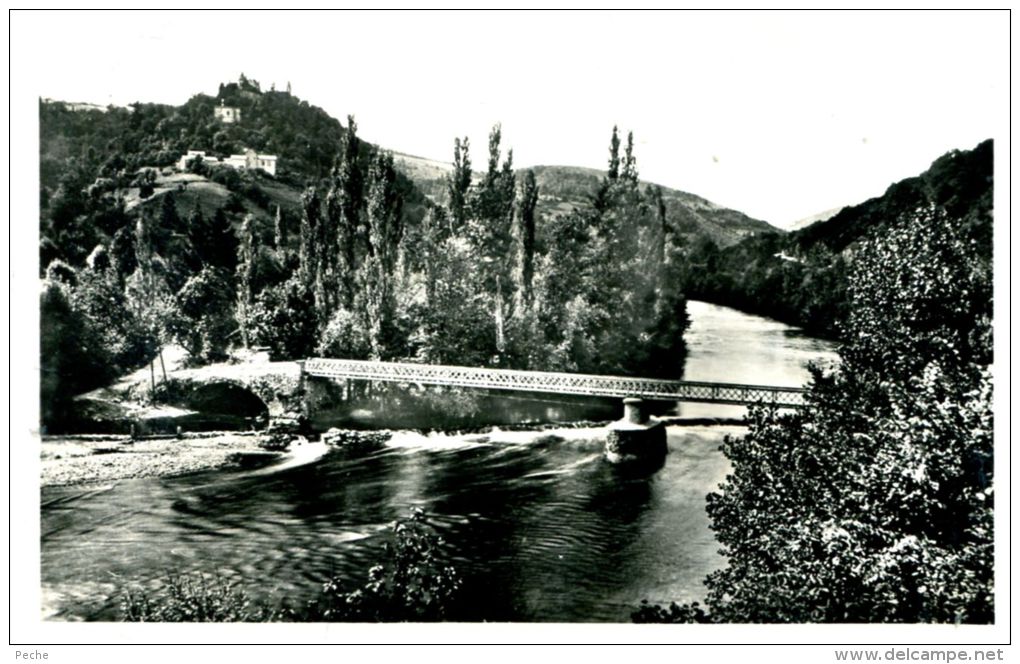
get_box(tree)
[40,278,117,430]
[73,255,153,374]
[125,213,172,396]
[607,125,621,181]
[298,187,320,289]
[637,206,993,624]
[273,205,287,251]
[167,267,236,363]
[447,137,472,232]
[190,207,238,273]
[327,115,364,310]
[465,124,516,359]
[511,169,540,316]
[622,130,638,186]
[236,214,259,348]
[361,151,404,359]
[245,275,318,360]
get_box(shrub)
[305,508,462,621]
[120,573,274,622]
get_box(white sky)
[14,9,1008,224]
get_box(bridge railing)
[302,358,809,408]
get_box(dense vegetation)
[678,140,992,337]
[635,203,994,623]
[39,81,688,429]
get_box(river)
[39,301,838,622]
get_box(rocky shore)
[40,433,270,488]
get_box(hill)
[391,155,777,248]
[678,139,993,337]
[792,139,992,255]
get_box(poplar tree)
[273,205,286,251]
[447,137,472,232]
[363,152,404,359]
[511,169,539,314]
[607,125,621,181]
[236,213,258,348]
[332,115,364,308]
[622,130,639,186]
[298,187,320,289]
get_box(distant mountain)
[784,207,845,232]
[391,155,778,248]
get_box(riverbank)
[40,433,270,488]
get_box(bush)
[120,573,274,622]
[303,508,462,621]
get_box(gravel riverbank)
[40,433,271,488]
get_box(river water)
[40,301,838,622]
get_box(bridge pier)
[604,398,667,464]
[301,374,337,420]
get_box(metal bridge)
[302,358,808,409]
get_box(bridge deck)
[302,358,808,408]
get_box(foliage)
[305,508,462,621]
[188,207,238,273]
[244,275,318,360]
[166,267,236,362]
[317,307,371,360]
[120,573,274,622]
[40,279,118,429]
[636,206,993,624]
[72,259,154,372]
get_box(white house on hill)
[178,148,278,177]
[214,102,241,124]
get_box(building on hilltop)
[178,148,278,177]
[214,100,241,124]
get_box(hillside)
[792,139,992,255]
[392,155,777,248]
[679,139,994,337]
[40,78,348,193]
[531,165,777,247]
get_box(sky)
[14,9,1009,226]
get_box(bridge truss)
[302,358,808,409]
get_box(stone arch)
[186,381,270,418]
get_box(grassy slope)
[126,172,304,233]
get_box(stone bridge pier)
[604,398,667,463]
